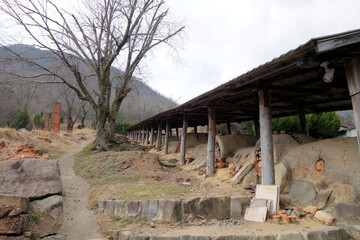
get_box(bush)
[7,107,30,129]
[33,111,45,129]
[114,121,133,135]
[271,112,341,139]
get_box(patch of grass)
[120,217,133,224]
[29,209,42,224]
[112,216,121,221]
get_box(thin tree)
[0,0,184,149]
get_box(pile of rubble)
[0,140,49,161]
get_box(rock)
[119,231,132,240]
[0,237,30,240]
[304,206,318,215]
[274,163,290,193]
[286,209,292,216]
[289,180,317,207]
[340,224,360,240]
[0,140,6,150]
[151,236,180,240]
[140,200,158,221]
[28,195,63,238]
[0,215,24,235]
[107,230,120,240]
[114,200,126,218]
[150,221,155,228]
[230,196,251,218]
[154,199,183,223]
[0,205,14,218]
[98,200,114,216]
[335,203,360,225]
[183,196,230,220]
[314,210,334,224]
[8,207,22,217]
[242,168,257,186]
[300,230,326,240]
[0,159,62,200]
[129,235,150,240]
[275,232,303,240]
[126,201,141,218]
[230,162,253,185]
[0,196,29,213]
[323,228,350,240]
[314,190,332,209]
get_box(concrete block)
[98,200,114,216]
[140,200,158,221]
[154,199,183,223]
[300,230,326,240]
[183,196,230,220]
[275,232,302,240]
[126,201,142,219]
[230,196,251,218]
[114,200,127,218]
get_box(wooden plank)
[316,31,360,53]
[207,107,216,176]
[345,55,360,152]
[164,119,170,154]
[180,113,188,165]
[258,89,275,185]
[156,122,162,152]
[230,161,254,184]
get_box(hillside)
[0,45,177,126]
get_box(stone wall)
[98,196,251,223]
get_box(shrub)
[7,107,30,129]
[33,111,45,129]
[272,116,301,133]
[114,121,133,135]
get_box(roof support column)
[141,127,145,145]
[164,119,170,154]
[137,129,141,142]
[194,125,198,139]
[258,89,275,185]
[156,121,162,152]
[150,124,155,145]
[299,111,309,135]
[345,55,360,153]
[254,117,260,137]
[176,127,179,137]
[207,106,216,176]
[145,126,149,145]
[226,120,231,135]
[180,113,188,165]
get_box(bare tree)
[0,0,184,149]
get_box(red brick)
[304,205,318,215]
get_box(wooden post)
[145,126,149,145]
[207,107,216,176]
[141,127,145,145]
[164,119,170,154]
[254,117,260,137]
[138,129,141,142]
[156,121,162,152]
[226,120,231,135]
[176,127,179,137]
[180,113,188,165]
[150,124,155,145]
[345,55,360,152]
[194,125,198,139]
[299,111,309,135]
[258,89,275,185]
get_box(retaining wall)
[98,196,251,223]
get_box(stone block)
[300,230,326,240]
[183,196,230,220]
[0,159,62,200]
[154,199,183,223]
[275,232,302,240]
[28,195,63,238]
[119,231,132,240]
[140,200,158,221]
[314,210,334,224]
[212,236,250,240]
[323,228,349,240]
[0,195,29,213]
[0,237,30,240]
[129,235,150,240]
[0,216,24,235]
[107,230,120,240]
[126,201,142,219]
[41,235,66,240]
[335,203,360,225]
[150,236,180,240]
[98,200,115,216]
[230,196,251,218]
[114,200,127,218]
[254,236,275,240]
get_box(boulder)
[0,196,29,213]
[28,195,63,238]
[0,216,24,235]
[274,163,290,193]
[154,199,183,223]
[0,159,62,200]
[183,196,230,220]
[289,180,317,207]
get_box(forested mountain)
[0,45,177,126]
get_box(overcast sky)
[145,0,360,104]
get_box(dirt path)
[59,142,102,240]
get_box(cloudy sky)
[145,0,360,104]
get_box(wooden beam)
[258,89,275,185]
[207,106,216,176]
[299,111,309,135]
[150,124,155,145]
[345,55,360,153]
[226,120,231,135]
[156,121,162,152]
[180,113,188,166]
[164,119,170,154]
